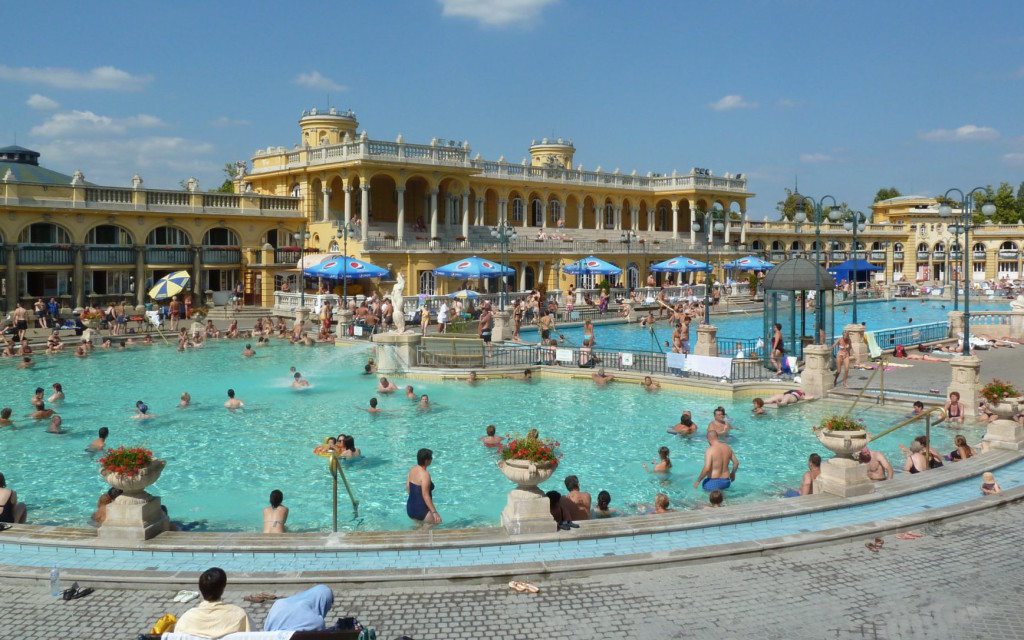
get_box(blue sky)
[3,1,1022,214]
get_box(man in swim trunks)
[405,385,416,400]
[798,453,821,495]
[694,430,739,492]
[478,303,493,357]
[537,311,555,342]
[87,427,109,452]
[242,344,255,357]
[377,377,398,394]
[670,413,697,435]
[592,368,614,386]
[12,303,28,341]
[480,424,503,447]
[763,389,814,407]
[707,407,731,435]
[291,372,310,388]
[224,389,244,411]
[858,448,894,481]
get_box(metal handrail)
[328,453,360,531]
[841,356,886,417]
[866,406,947,468]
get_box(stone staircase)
[205,306,273,330]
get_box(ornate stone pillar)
[801,344,835,398]
[498,198,508,224]
[614,206,622,231]
[429,189,439,242]
[72,245,85,308]
[519,261,527,291]
[948,310,964,339]
[322,188,331,222]
[672,204,679,239]
[695,325,719,357]
[476,197,485,225]
[461,193,470,240]
[594,204,601,230]
[577,202,584,230]
[360,183,370,240]
[631,206,639,232]
[192,246,203,301]
[5,244,17,311]
[343,185,352,226]
[396,187,406,243]
[740,206,747,244]
[537,261,545,285]
[134,245,146,306]
[540,200,548,229]
[844,323,869,365]
[948,355,981,418]
[983,398,1024,451]
[689,207,697,245]
[725,214,732,244]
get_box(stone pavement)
[842,347,1024,398]
[3,501,1023,640]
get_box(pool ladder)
[328,454,360,532]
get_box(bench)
[419,336,485,368]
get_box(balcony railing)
[145,247,192,264]
[949,251,962,260]
[202,247,242,264]
[829,251,846,260]
[84,245,135,265]
[999,250,1020,259]
[933,251,946,259]
[17,245,73,265]
[973,251,986,259]
[275,248,301,265]
[917,251,930,260]
[870,251,886,260]
[893,251,904,260]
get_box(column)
[322,188,331,222]
[6,243,18,310]
[360,183,370,240]
[647,208,655,232]
[476,197,485,225]
[689,207,697,244]
[614,206,622,231]
[538,261,545,285]
[429,190,439,241]
[72,245,85,308]
[594,205,601,229]
[498,198,508,224]
[192,246,203,301]
[725,214,732,244]
[461,193,470,240]
[343,185,352,226]
[577,202,584,230]
[740,208,747,245]
[672,204,679,239]
[396,187,406,243]
[134,245,146,306]
[631,206,639,232]
[540,201,547,229]
[518,261,527,291]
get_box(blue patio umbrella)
[305,256,389,280]
[828,259,881,283]
[433,256,515,279]
[562,256,622,276]
[723,255,775,271]
[649,256,710,273]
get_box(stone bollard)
[844,323,869,365]
[492,310,513,342]
[983,398,1024,451]
[814,458,875,498]
[801,344,835,398]
[371,333,422,374]
[947,354,981,418]
[695,325,718,357]
[335,310,353,339]
[947,310,964,339]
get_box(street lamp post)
[793,194,841,343]
[950,224,963,311]
[293,227,311,310]
[335,222,354,307]
[692,207,725,324]
[621,230,637,292]
[490,220,518,310]
[844,211,865,324]
[939,188,996,356]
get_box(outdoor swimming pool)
[541,299,1008,352]
[0,341,985,532]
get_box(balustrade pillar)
[689,207,697,244]
[343,186,352,226]
[360,183,370,240]
[396,187,406,243]
[461,193,470,240]
[134,246,146,306]
[429,190,439,243]
[672,204,680,239]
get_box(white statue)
[1011,294,1024,311]
[391,273,406,333]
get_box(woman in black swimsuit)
[0,473,26,524]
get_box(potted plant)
[981,379,1021,419]
[814,414,870,458]
[99,446,165,496]
[80,308,104,329]
[497,432,561,490]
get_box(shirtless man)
[707,407,731,435]
[0,408,13,427]
[30,388,52,419]
[47,414,65,434]
[169,296,181,330]
[798,453,821,496]
[242,343,255,357]
[466,371,481,385]
[87,427,109,452]
[763,389,814,407]
[292,317,304,341]
[641,376,661,391]
[693,430,739,492]
[359,397,383,414]
[291,372,310,389]
[537,312,556,342]
[224,389,244,411]
[592,368,614,386]
[417,394,431,411]
[405,385,417,400]
[857,448,894,481]
[12,303,28,341]
[562,475,591,521]
[133,401,155,420]
[480,424,503,447]
[17,356,33,369]
[377,377,398,394]
[670,413,697,436]
[179,392,191,408]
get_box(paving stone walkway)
[3,501,1023,640]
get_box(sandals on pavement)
[508,580,540,594]
[61,582,94,601]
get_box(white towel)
[666,352,687,371]
[685,354,733,378]
[163,633,293,640]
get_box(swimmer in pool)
[669,413,697,435]
[0,407,13,427]
[466,371,481,385]
[641,376,661,391]
[31,388,53,420]
[133,401,155,420]
[49,383,64,404]
[377,377,398,394]
[480,424,503,447]
[763,389,814,407]
[242,343,255,357]
[357,397,383,414]
[179,392,191,408]
[17,356,33,369]
[47,414,65,434]
[643,446,672,474]
[86,427,109,452]
[707,406,731,435]
[405,385,416,400]
[224,389,244,411]
[693,430,739,492]
[751,397,766,415]
[292,372,310,389]
[417,394,431,411]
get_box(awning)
[297,253,337,269]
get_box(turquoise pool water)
[539,299,1007,352]
[0,341,985,532]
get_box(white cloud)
[0,65,152,91]
[438,0,556,27]
[920,124,999,142]
[26,94,59,110]
[776,98,799,108]
[708,94,757,111]
[36,136,217,188]
[800,153,833,163]
[294,71,345,92]
[1004,152,1024,165]
[211,116,251,127]
[31,110,166,137]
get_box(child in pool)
[981,472,1001,495]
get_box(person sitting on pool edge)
[263,489,288,534]
[694,430,739,492]
[0,473,27,524]
[174,567,253,637]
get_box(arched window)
[290,183,301,198]
[328,240,339,252]
[829,240,844,251]
[604,204,615,228]
[147,227,190,245]
[19,223,70,244]
[853,241,865,251]
[809,240,823,252]
[1001,241,1019,251]
[917,242,929,253]
[973,242,986,254]
[203,228,239,246]
[531,199,543,227]
[933,241,945,251]
[627,262,639,290]
[790,240,803,251]
[771,240,784,251]
[86,225,132,245]
[511,198,524,222]
[658,206,668,230]
[871,241,883,251]
[548,200,561,225]
[418,270,436,295]
[750,240,763,251]
[893,242,904,252]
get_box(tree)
[1016,181,1024,221]
[775,188,804,221]
[215,162,238,193]
[990,182,1018,224]
[873,187,902,202]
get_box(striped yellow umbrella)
[148,270,191,301]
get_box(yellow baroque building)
[0,145,303,311]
